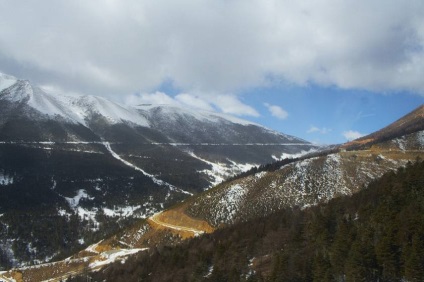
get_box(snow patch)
[272,148,318,161]
[204,265,214,278]
[89,248,148,270]
[188,151,256,187]
[86,240,103,254]
[64,189,94,209]
[103,142,192,195]
[103,205,142,217]
[57,208,71,218]
[255,171,267,179]
[0,172,13,185]
[393,137,406,151]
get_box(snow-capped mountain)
[0,73,316,268]
[0,72,316,183]
[0,76,149,128]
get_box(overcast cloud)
[1,0,424,108]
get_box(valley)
[0,105,423,281]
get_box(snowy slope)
[0,79,150,127]
[0,74,304,145]
[136,104,256,126]
[0,73,17,92]
[185,130,424,227]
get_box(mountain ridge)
[343,104,424,149]
[0,73,316,268]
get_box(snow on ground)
[272,148,318,161]
[33,85,151,127]
[76,95,151,127]
[254,171,267,179]
[204,265,214,278]
[188,151,256,187]
[89,248,148,270]
[216,184,247,222]
[2,79,151,127]
[102,205,142,217]
[393,136,406,151]
[0,72,17,92]
[85,240,103,254]
[64,189,94,209]
[137,104,256,126]
[60,203,101,231]
[103,142,193,195]
[0,172,13,185]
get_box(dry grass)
[156,208,215,233]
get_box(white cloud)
[175,93,215,111]
[213,95,260,117]
[124,92,179,106]
[307,126,332,134]
[264,103,288,120]
[342,130,365,141]
[124,92,259,117]
[1,1,424,96]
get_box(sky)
[0,0,423,144]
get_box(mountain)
[100,105,424,250]
[5,150,423,281]
[84,159,424,282]
[182,107,424,227]
[1,102,422,280]
[0,73,316,268]
[343,104,424,150]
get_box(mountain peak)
[0,79,33,103]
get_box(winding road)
[149,213,206,236]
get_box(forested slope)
[83,159,424,281]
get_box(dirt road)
[149,213,206,236]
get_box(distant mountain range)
[0,73,316,267]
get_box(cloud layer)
[1,0,424,98]
[125,92,259,117]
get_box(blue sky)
[0,0,423,145]
[240,85,423,144]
